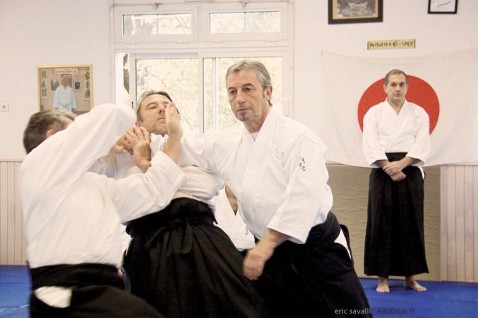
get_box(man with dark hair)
[20,103,184,317]
[136,90,174,124]
[22,109,75,154]
[362,69,430,293]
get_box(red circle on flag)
[357,76,439,134]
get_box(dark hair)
[23,109,75,154]
[136,90,173,120]
[384,69,408,85]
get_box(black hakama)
[252,212,372,318]
[124,198,269,318]
[364,152,429,277]
[29,263,163,318]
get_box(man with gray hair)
[100,90,269,318]
[181,60,372,317]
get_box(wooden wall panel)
[7,162,15,263]
[1,160,477,283]
[0,162,8,263]
[445,166,457,280]
[14,162,26,264]
[464,166,474,282]
[0,161,25,265]
[440,165,447,280]
[474,168,478,282]
[440,165,478,283]
[455,166,465,281]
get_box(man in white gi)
[53,74,77,112]
[362,69,430,293]
[180,60,371,317]
[20,103,185,317]
[95,91,269,317]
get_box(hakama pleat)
[364,153,429,277]
[124,198,268,318]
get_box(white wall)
[1,0,477,158]
[1,0,478,279]
[293,0,478,132]
[0,0,111,159]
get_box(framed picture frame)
[37,64,93,113]
[428,0,458,14]
[328,0,383,24]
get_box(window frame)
[113,4,199,44]
[201,2,289,43]
[111,0,294,131]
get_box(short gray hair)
[225,60,273,106]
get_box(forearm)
[243,228,289,280]
[115,151,186,222]
[386,156,418,173]
[135,157,152,173]
[162,134,181,164]
[373,159,390,168]
[256,229,289,252]
[161,102,183,163]
[382,156,419,182]
[400,156,419,168]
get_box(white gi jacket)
[182,110,334,244]
[53,85,77,112]
[91,132,224,253]
[91,134,223,205]
[362,99,430,167]
[20,104,186,269]
[212,187,255,251]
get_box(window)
[112,1,292,132]
[123,13,192,36]
[209,11,281,34]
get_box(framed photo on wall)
[37,64,93,113]
[428,0,458,14]
[328,0,383,24]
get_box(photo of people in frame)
[38,65,93,114]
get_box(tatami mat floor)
[1,265,477,317]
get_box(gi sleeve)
[267,133,333,244]
[23,103,136,192]
[112,151,186,223]
[362,106,388,167]
[180,132,215,171]
[406,107,431,164]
